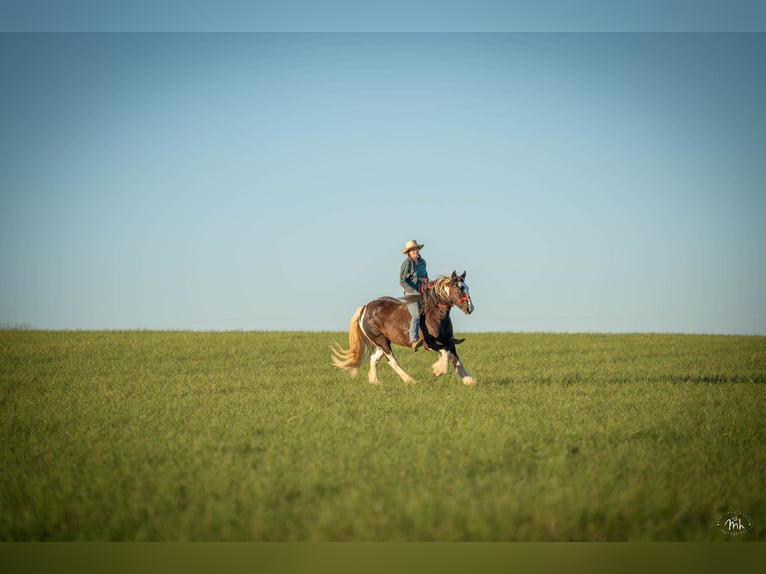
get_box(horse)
[331,271,477,386]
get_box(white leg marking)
[432,349,450,377]
[368,347,385,384]
[452,355,477,386]
[386,352,417,384]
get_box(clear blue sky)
[1,11,765,333]
[2,1,766,32]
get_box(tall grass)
[1,331,763,540]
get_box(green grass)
[1,331,764,541]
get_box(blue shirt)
[400,256,429,294]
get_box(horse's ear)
[450,271,457,281]
[461,271,467,280]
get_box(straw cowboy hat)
[401,240,424,254]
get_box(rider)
[400,240,429,351]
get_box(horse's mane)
[420,276,452,313]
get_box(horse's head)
[450,271,474,315]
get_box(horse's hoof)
[462,377,477,386]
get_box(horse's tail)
[331,305,368,377]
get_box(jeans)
[405,292,420,343]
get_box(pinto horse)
[332,271,477,385]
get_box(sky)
[2,0,766,32]
[1,8,765,334]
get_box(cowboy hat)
[401,240,425,254]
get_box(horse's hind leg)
[374,340,415,384]
[386,349,417,384]
[368,335,416,384]
[368,347,385,384]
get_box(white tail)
[331,306,368,377]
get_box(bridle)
[425,279,471,309]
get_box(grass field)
[0,330,763,541]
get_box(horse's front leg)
[450,351,477,386]
[432,349,450,377]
